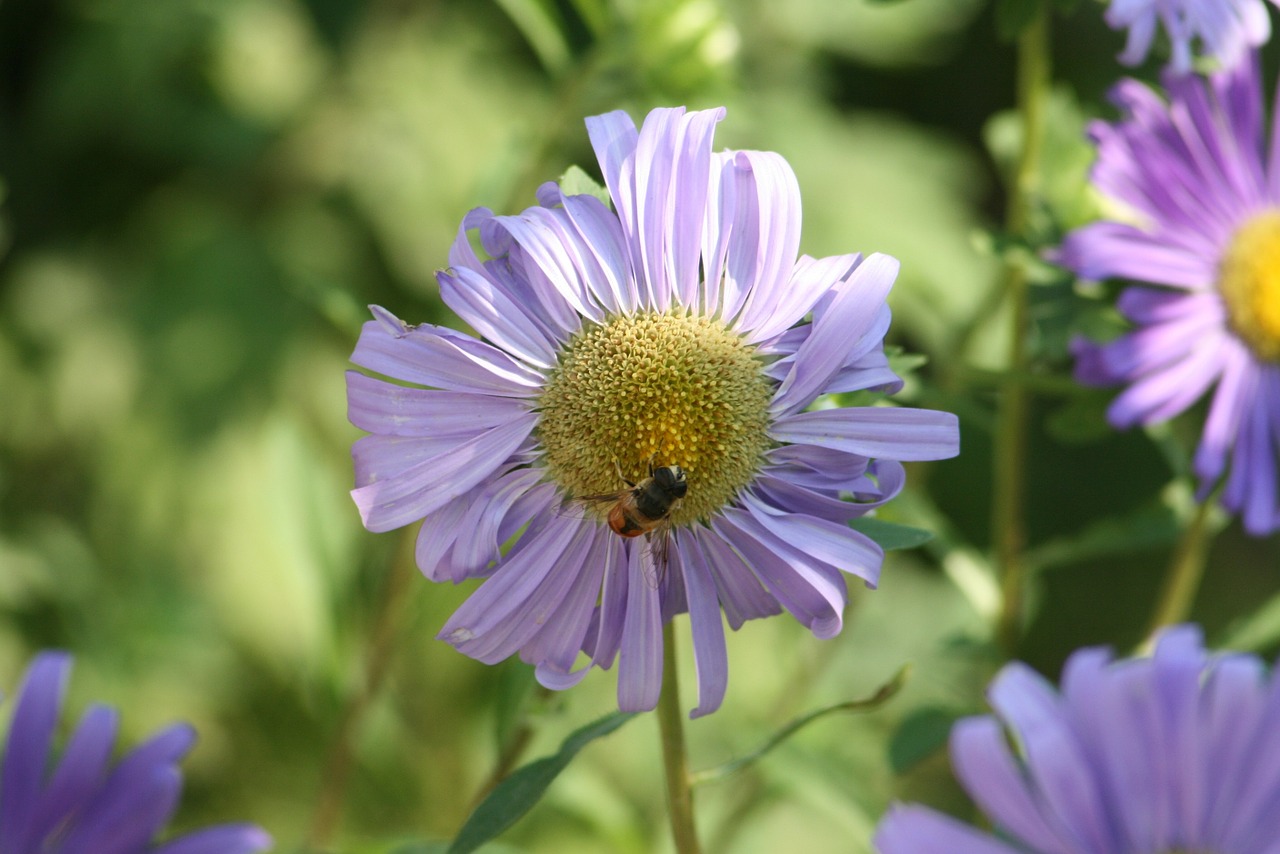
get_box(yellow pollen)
[535,311,774,526]
[1218,209,1280,362]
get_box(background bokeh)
[1,0,1278,851]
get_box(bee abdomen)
[607,505,648,537]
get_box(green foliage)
[888,705,965,773]
[558,165,612,206]
[448,713,637,854]
[850,518,935,551]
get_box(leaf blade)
[448,712,637,854]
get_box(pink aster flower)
[346,106,960,716]
[0,652,271,854]
[875,626,1280,853]
[1058,55,1280,535]
[1106,0,1278,74]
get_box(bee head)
[654,465,688,498]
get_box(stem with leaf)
[1142,493,1218,649]
[993,2,1050,654]
[657,620,701,854]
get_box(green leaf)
[492,0,571,75]
[691,665,909,785]
[885,346,928,377]
[558,165,611,207]
[888,706,965,773]
[447,712,637,854]
[849,518,935,551]
[566,0,609,36]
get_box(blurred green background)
[2,0,1279,851]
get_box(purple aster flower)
[0,651,271,854]
[1105,0,1277,74]
[1057,55,1280,536]
[346,106,960,717]
[874,625,1280,853]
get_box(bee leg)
[612,457,636,488]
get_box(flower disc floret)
[1218,209,1280,363]
[537,311,773,524]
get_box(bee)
[576,461,688,586]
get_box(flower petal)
[631,107,725,310]
[438,474,556,582]
[986,663,1113,852]
[677,538,728,718]
[352,311,544,397]
[496,205,614,322]
[346,371,531,438]
[713,509,846,639]
[716,151,801,329]
[874,804,1023,854]
[683,525,780,630]
[438,266,560,368]
[741,490,883,588]
[438,515,595,664]
[25,705,119,848]
[450,207,582,341]
[772,407,960,461]
[581,533,630,668]
[61,766,182,854]
[746,253,862,347]
[0,652,71,852]
[1105,329,1227,427]
[950,716,1080,852]
[553,191,633,315]
[617,542,663,712]
[351,412,537,533]
[526,526,610,674]
[771,253,897,415]
[154,825,274,854]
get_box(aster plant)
[874,625,1280,853]
[346,105,960,717]
[1105,0,1279,74]
[1058,54,1280,537]
[0,651,271,854]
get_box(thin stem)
[1142,495,1217,649]
[307,534,418,849]
[657,621,701,854]
[467,683,553,809]
[993,3,1051,655]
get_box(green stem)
[1142,496,1217,649]
[993,3,1051,655]
[467,683,553,809]
[657,621,701,854]
[307,533,417,849]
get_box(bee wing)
[559,490,627,520]
[641,506,679,590]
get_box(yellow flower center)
[536,311,774,526]
[1218,209,1280,362]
